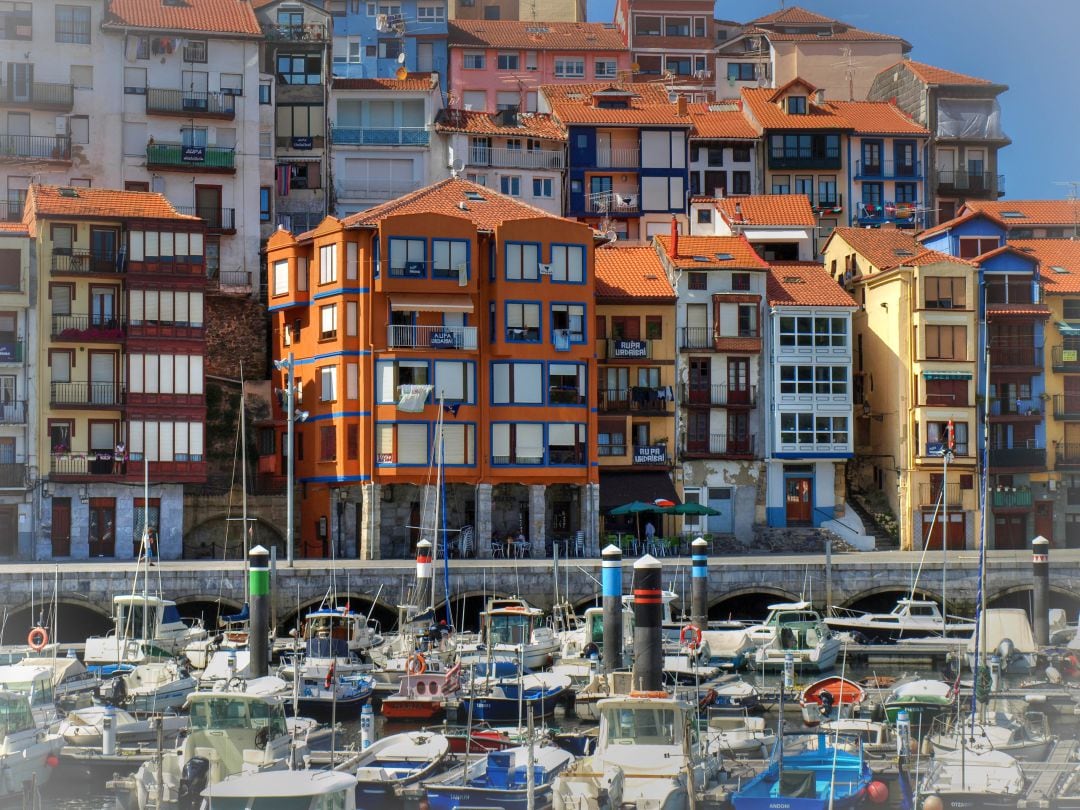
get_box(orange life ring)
[27,627,48,652]
[629,689,669,699]
[680,624,702,650]
[406,653,426,676]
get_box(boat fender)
[27,626,48,652]
[407,653,427,676]
[922,796,943,810]
[177,756,211,810]
[867,780,888,804]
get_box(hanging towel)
[397,384,432,412]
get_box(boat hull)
[427,783,555,810]
[381,699,445,721]
[458,693,563,724]
[825,618,973,644]
[296,692,369,719]
[920,792,1018,810]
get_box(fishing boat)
[709,676,763,714]
[552,695,723,810]
[295,667,375,719]
[730,732,873,810]
[825,598,974,643]
[917,747,1025,809]
[0,690,63,800]
[83,594,207,674]
[431,723,521,754]
[799,676,866,726]
[381,666,460,721]
[882,678,955,733]
[98,660,197,714]
[928,703,1054,761]
[746,601,842,672]
[478,597,560,671]
[458,672,572,724]
[820,718,894,758]
[425,743,574,810]
[201,769,358,810]
[351,730,451,808]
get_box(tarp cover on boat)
[779,770,817,799]
[599,470,680,512]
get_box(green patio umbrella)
[608,500,664,515]
[661,502,720,516]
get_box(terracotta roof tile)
[963,199,1080,228]
[333,76,439,92]
[825,100,928,136]
[543,83,692,127]
[434,110,565,141]
[749,6,839,25]
[448,20,627,51]
[1017,240,1080,293]
[654,234,768,270]
[104,0,262,37]
[741,24,907,44]
[740,87,849,132]
[339,177,582,233]
[899,60,999,87]
[26,184,197,221]
[686,102,758,140]
[768,262,856,307]
[986,304,1051,318]
[716,195,816,228]
[595,246,675,300]
[829,228,972,272]
[0,222,28,235]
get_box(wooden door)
[727,411,749,454]
[727,357,750,405]
[1066,377,1080,415]
[688,357,710,404]
[0,506,16,557]
[195,185,223,230]
[785,478,812,525]
[1034,501,1054,546]
[923,511,965,550]
[88,498,116,557]
[51,498,71,557]
[994,514,1028,550]
[687,411,709,453]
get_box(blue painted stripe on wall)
[268,301,311,312]
[312,287,369,300]
[299,474,372,483]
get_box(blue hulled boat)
[458,673,571,724]
[425,744,574,810]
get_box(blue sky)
[585,0,1079,200]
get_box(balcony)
[0,401,25,424]
[0,463,25,488]
[50,382,125,408]
[386,324,478,350]
[992,488,1033,509]
[988,343,1043,367]
[146,88,236,119]
[1054,395,1080,419]
[682,433,755,459]
[468,146,564,170]
[918,482,961,507]
[336,179,423,201]
[936,169,1005,198]
[988,396,1042,419]
[146,142,235,173]
[1057,443,1080,468]
[854,159,921,179]
[1052,345,1080,372]
[632,444,670,465]
[0,134,71,162]
[989,444,1046,469]
[805,191,843,213]
[51,314,126,342]
[174,206,236,233]
[598,387,673,413]
[768,152,841,171]
[924,442,971,458]
[596,147,640,168]
[50,452,117,479]
[854,200,919,226]
[261,22,328,41]
[0,81,74,111]
[586,191,639,215]
[0,201,21,222]
[330,127,429,147]
[50,249,122,276]
[682,383,757,408]
[680,326,712,350]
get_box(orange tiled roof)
[543,83,691,127]
[595,246,675,300]
[749,6,839,25]
[434,109,565,141]
[340,177,579,233]
[1015,240,1080,293]
[686,102,758,140]
[740,87,849,132]
[654,234,768,270]
[825,101,928,136]
[986,304,1051,318]
[768,262,857,307]
[829,228,971,272]
[716,195,816,228]
[741,24,907,45]
[962,199,1080,228]
[333,76,439,92]
[0,222,28,235]
[104,0,262,36]
[899,60,999,87]
[448,19,627,51]
[25,185,196,221]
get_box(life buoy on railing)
[27,627,48,652]
[406,653,426,676]
[680,624,701,650]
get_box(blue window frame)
[433,359,476,404]
[432,238,469,281]
[533,177,552,198]
[550,302,586,347]
[548,244,585,284]
[491,422,544,466]
[505,241,540,281]
[375,359,430,404]
[862,182,884,207]
[259,187,271,222]
[388,236,426,278]
[491,361,544,405]
[895,182,918,204]
[375,421,429,466]
[861,139,882,175]
[548,362,586,405]
[894,140,917,177]
[504,301,541,342]
[500,175,521,197]
[435,422,477,467]
[547,423,587,465]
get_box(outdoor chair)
[572,530,585,557]
[490,540,505,558]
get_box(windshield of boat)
[0,695,34,736]
[780,732,862,759]
[487,614,531,646]
[0,673,53,705]
[589,613,604,644]
[117,603,155,637]
[189,698,287,737]
[601,706,679,746]
[206,796,346,810]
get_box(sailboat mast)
[143,454,150,642]
[970,289,993,737]
[240,362,249,604]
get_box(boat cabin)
[188,693,288,738]
[0,666,54,709]
[302,607,379,657]
[482,605,544,647]
[0,691,36,739]
[201,769,357,810]
[112,595,189,641]
[597,696,697,750]
[754,601,829,648]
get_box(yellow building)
[824,227,982,551]
[594,245,680,541]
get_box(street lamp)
[273,352,309,566]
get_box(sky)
[584,0,1080,201]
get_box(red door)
[687,411,709,454]
[923,511,965,550]
[727,358,750,405]
[1034,500,1054,546]
[993,515,1028,550]
[88,498,116,557]
[1066,377,1080,416]
[688,358,710,404]
[51,497,71,557]
[786,478,812,524]
[727,412,750,455]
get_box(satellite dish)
[603,230,617,242]
[396,66,408,80]
[397,52,406,65]
[450,158,465,175]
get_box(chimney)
[676,94,688,117]
[735,202,743,219]
[815,88,826,105]
[670,216,679,258]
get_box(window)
[378,39,402,60]
[319,365,337,401]
[815,415,848,445]
[688,272,707,290]
[737,304,757,337]
[69,116,89,145]
[491,423,543,465]
[814,317,845,347]
[275,104,324,147]
[492,362,542,404]
[389,237,425,277]
[434,360,474,403]
[127,354,204,394]
[0,252,18,291]
[896,183,918,204]
[815,366,847,394]
[260,188,271,222]
[731,272,750,291]
[259,131,272,159]
[432,239,468,280]
[779,316,845,348]
[132,498,160,552]
[259,83,272,104]
[958,237,998,259]
[924,277,966,308]
[272,260,289,296]
[780,366,813,394]
[220,73,243,96]
[862,182,883,208]
[320,425,336,461]
[696,208,712,224]
[435,423,475,465]
[548,423,586,464]
[727,63,755,81]
[645,316,662,340]
[505,242,539,281]
[533,178,553,198]
[554,58,584,78]
[732,171,751,195]
[497,52,518,70]
[595,59,617,78]
[552,303,586,343]
[55,5,90,43]
[463,52,485,70]
[732,146,751,163]
[787,96,806,115]
[500,175,521,197]
[319,243,338,284]
[549,244,584,283]
[1065,299,1080,320]
[549,362,586,405]
[417,2,444,21]
[665,16,690,35]
[771,175,790,195]
[925,325,967,360]
[277,53,322,85]
[319,304,337,339]
[505,303,541,342]
[780,413,814,444]
[71,65,92,89]
[927,421,968,455]
[376,360,428,403]
[861,140,881,174]
[818,176,837,206]
[635,15,661,35]
[926,378,969,407]
[0,3,32,40]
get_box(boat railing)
[826,606,869,619]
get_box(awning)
[747,229,811,241]
[599,470,680,513]
[1057,321,1080,336]
[922,371,972,380]
[389,293,474,313]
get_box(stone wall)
[204,292,269,381]
[182,489,290,560]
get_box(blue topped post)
[601,544,623,673]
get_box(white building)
[330,75,442,215]
[686,101,759,202]
[762,262,856,528]
[690,194,817,262]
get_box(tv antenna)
[833,46,860,101]
[1053,181,1080,239]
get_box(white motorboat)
[929,701,1054,761]
[99,660,197,714]
[820,718,894,758]
[0,663,63,726]
[202,769,357,809]
[918,747,1025,810]
[84,594,206,673]
[352,730,451,805]
[704,712,775,758]
[0,690,63,800]
[826,598,975,643]
[58,705,188,748]
[746,601,842,671]
[12,651,98,707]
[553,695,723,810]
[558,603,633,666]
[478,597,560,671]
[965,609,1040,674]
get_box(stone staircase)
[845,492,899,550]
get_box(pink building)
[447,20,630,114]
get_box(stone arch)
[173,594,246,630]
[277,592,398,636]
[447,590,514,633]
[708,586,801,621]
[840,585,941,612]
[2,596,112,646]
[987,584,1080,618]
[183,514,286,560]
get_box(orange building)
[265,178,600,560]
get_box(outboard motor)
[998,638,1016,668]
[819,689,836,718]
[97,675,127,707]
[177,756,211,810]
